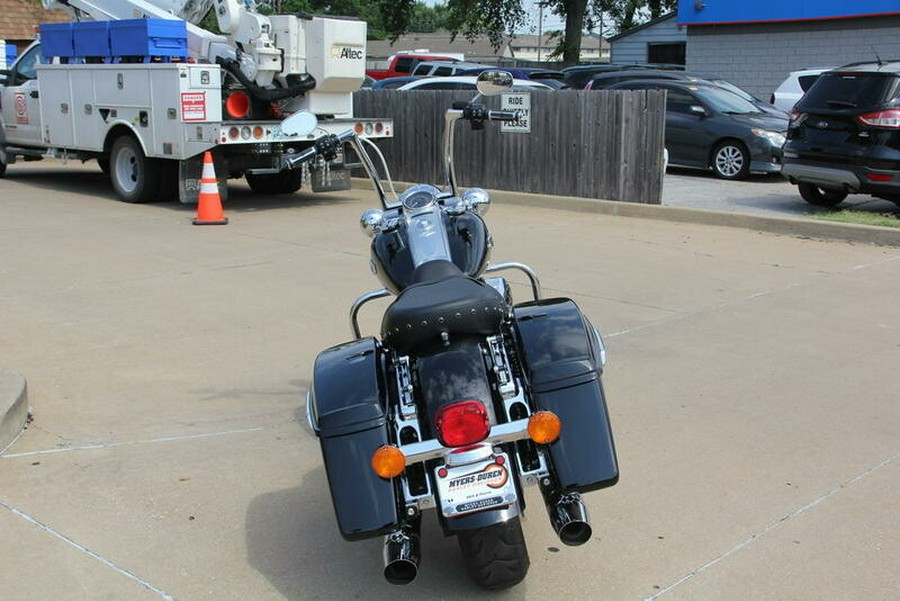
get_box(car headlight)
[752,129,786,147]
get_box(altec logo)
[332,46,364,60]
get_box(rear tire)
[798,182,847,207]
[457,517,530,591]
[109,135,161,203]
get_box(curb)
[0,368,28,454]
[351,179,900,247]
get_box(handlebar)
[487,109,520,122]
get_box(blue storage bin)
[110,19,187,59]
[39,23,75,59]
[73,21,111,58]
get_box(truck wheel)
[457,518,530,590]
[0,159,6,178]
[246,170,303,194]
[798,183,847,207]
[110,135,161,203]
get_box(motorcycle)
[296,71,619,590]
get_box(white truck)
[0,0,391,203]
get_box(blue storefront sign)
[678,0,900,25]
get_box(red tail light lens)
[435,400,490,447]
[857,109,900,129]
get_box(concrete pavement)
[1,161,899,600]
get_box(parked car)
[607,80,788,179]
[395,76,553,91]
[770,67,834,112]
[561,63,683,89]
[587,70,787,116]
[411,61,494,77]
[458,66,570,88]
[371,76,425,90]
[781,60,900,207]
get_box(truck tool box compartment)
[110,19,187,61]
[73,21,111,59]
[513,298,618,492]
[310,337,399,540]
[39,23,75,61]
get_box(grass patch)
[812,210,900,228]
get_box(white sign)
[500,93,531,133]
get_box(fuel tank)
[371,211,490,294]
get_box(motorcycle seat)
[381,260,506,354]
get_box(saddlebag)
[310,337,400,540]
[513,299,619,492]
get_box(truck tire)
[0,159,6,178]
[246,170,303,195]
[457,518,530,590]
[109,135,161,203]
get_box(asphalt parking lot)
[1,162,899,600]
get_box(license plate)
[434,453,518,517]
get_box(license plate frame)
[434,453,518,518]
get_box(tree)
[378,0,676,66]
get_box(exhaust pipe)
[546,492,592,546]
[383,525,421,585]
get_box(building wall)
[686,16,900,102]
[610,17,686,64]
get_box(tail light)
[225,91,250,119]
[435,400,490,447]
[789,110,806,127]
[857,109,900,129]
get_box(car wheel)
[711,140,750,180]
[0,158,6,178]
[797,183,848,207]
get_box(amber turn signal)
[527,411,561,444]
[371,445,406,478]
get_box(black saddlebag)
[310,337,399,540]
[513,299,619,492]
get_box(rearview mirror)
[281,111,318,137]
[476,70,513,96]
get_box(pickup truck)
[366,52,462,80]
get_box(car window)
[665,89,698,114]
[692,85,761,114]
[797,75,821,92]
[13,44,41,80]
[395,57,414,74]
[413,64,430,76]
[434,66,453,76]
[800,72,900,109]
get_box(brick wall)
[0,0,69,51]
[686,16,900,102]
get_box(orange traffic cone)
[193,152,228,225]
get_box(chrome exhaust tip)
[383,528,420,585]
[548,492,592,546]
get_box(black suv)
[782,61,900,207]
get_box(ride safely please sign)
[501,93,531,134]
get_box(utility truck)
[0,0,391,203]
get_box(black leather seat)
[381,261,506,354]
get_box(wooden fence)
[353,89,666,204]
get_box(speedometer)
[399,184,440,211]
